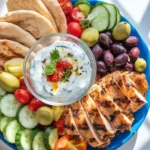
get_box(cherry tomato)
[71,7,85,22]
[55,135,70,150]
[53,119,65,134]
[66,14,73,24]
[28,97,43,111]
[47,70,64,82]
[14,89,32,104]
[58,0,69,7]
[68,140,87,150]
[56,61,73,71]
[68,22,82,38]
[62,1,73,15]
[19,76,27,90]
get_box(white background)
[0,0,150,150]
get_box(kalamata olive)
[125,36,139,47]
[115,53,128,67]
[105,31,115,43]
[92,44,103,60]
[104,50,114,66]
[128,47,140,61]
[99,33,112,48]
[124,63,133,71]
[97,61,107,73]
[111,43,127,56]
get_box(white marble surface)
[0,0,150,150]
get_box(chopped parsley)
[61,68,72,83]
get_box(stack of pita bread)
[0,0,67,70]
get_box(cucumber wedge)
[87,5,110,32]
[102,3,117,30]
[17,105,38,129]
[116,7,121,24]
[32,130,46,150]
[3,119,20,143]
[49,128,58,149]
[15,128,32,150]
[1,94,22,117]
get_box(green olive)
[0,72,20,92]
[134,58,147,73]
[81,27,99,47]
[112,22,131,41]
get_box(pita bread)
[42,0,67,33]
[0,39,30,70]
[0,10,56,39]
[6,0,57,31]
[0,22,38,48]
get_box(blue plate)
[0,0,149,150]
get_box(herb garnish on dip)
[30,41,91,101]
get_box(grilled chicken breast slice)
[88,84,132,131]
[81,95,116,140]
[98,73,134,114]
[112,71,147,112]
[70,101,105,147]
[60,108,82,138]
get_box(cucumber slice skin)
[0,87,6,96]
[32,130,47,150]
[49,128,58,150]
[3,119,20,143]
[102,3,117,30]
[43,127,55,150]
[116,7,121,24]
[89,5,110,32]
[1,94,22,117]
[15,128,32,150]
[17,105,38,129]
[74,0,91,7]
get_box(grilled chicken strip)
[88,84,132,132]
[112,71,147,112]
[60,108,82,139]
[98,73,134,114]
[81,95,116,141]
[70,101,105,147]
[124,71,148,96]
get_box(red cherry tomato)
[19,76,27,90]
[28,97,43,111]
[53,119,65,134]
[68,22,82,38]
[58,0,69,6]
[47,70,64,82]
[55,135,70,150]
[66,14,73,24]
[61,1,73,15]
[56,61,73,71]
[14,89,32,104]
[71,7,85,22]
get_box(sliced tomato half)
[68,140,87,150]
[55,135,70,150]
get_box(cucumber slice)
[3,119,20,143]
[88,5,110,32]
[15,128,32,150]
[17,105,38,129]
[0,87,6,96]
[32,130,46,150]
[1,94,22,117]
[49,128,58,149]
[102,3,117,30]
[0,116,10,132]
[43,127,54,150]
[116,7,121,24]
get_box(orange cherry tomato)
[55,135,70,150]
[68,140,87,150]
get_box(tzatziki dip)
[30,41,91,102]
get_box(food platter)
[0,0,150,150]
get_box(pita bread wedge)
[42,0,67,33]
[0,39,35,71]
[6,0,57,31]
[0,22,38,48]
[0,10,56,39]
